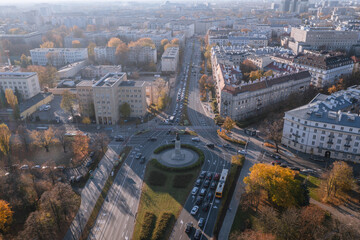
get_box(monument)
[171,133,185,161]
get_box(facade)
[293,51,354,87]
[161,47,179,72]
[282,86,360,162]
[76,80,94,118]
[128,46,157,64]
[246,55,273,69]
[288,26,359,54]
[94,47,116,64]
[58,60,87,79]
[208,34,268,48]
[93,73,146,125]
[30,48,88,67]
[81,65,122,79]
[0,72,41,99]
[219,71,311,120]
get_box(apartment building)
[76,80,94,118]
[30,48,88,68]
[208,34,268,48]
[288,26,359,54]
[93,73,146,125]
[219,71,311,120]
[127,46,157,64]
[293,51,354,88]
[161,47,179,72]
[0,72,41,99]
[282,86,360,162]
[58,60,87,79]
[246,55,273,69]
[81,65,122,79]
[94,47,116,64]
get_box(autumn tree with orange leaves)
[0,200,13,232]
[72,134,89,163]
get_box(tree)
[25,65,59,88]
[222,116,235,132]
[72,134,89,162]
[161,39,169,46]
[87,42,96,63]
[17,125,29,152]
[164,43,178,51]
[119,102,131,118]
[82,117,91,124]
[93,133,110,153]
[323,161,354,198]
[71,26,84,38]
[107,37,123,48]
[20,54,30,68]
[0,124,11,162]
[244,163,305,208]
[0,200,13,232]
[60,90,76,117]
[171,38,179,45]
[31,127,57,152]
[261,118,284,153]
[13,103,20,120]
[157,91,169,110]
[14,87,23,103]
[5,89,18,109]
[115,42,129,65]
[40,41,55,48]
[86,24,96,32]
[328,85,337,94]
[72,40,81,48]
[55,126,68,153]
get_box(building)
[30,48,88,67]
[93,73,146,125]
[0,32,42,45]
[76,80,94,118]
[218,71,311,120]
[128,45,157,64]
[246,55,273,69]
[94,47,116,65]
[293,51,354,87]
[208,34,268,48]
[58,60,87,79]
[288,26,359,54]
[0,72,41,99]
[161,47,179,73]
[282,86,360,162]
[81,65,122,79]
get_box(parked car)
[192,187,199,195]
[76,175,82,182]
[185,222,193,233]
[140,157,146,164]
[135,153,142,159]
[198,218,205,227]
[190,206,199,215]
[20,164,29,170]
[272,154,282,160]
[31,165,41,169]
[223,143,231,148]
[115,135,124,141]
[86,160,93,167]
[89,152,95,158]
[238,149,247,155]
[194,229,202,239]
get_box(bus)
[215,169,228,198]
[64,131,88,140]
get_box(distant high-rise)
[281,0,291,12]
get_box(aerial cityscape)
[0,0,360,239]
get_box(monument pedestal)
[171,138,185,161]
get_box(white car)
[19,165,29,170]
[192,137,200,142]
[192,187,199,195]
[191,205,199,215]
[238,149,247,155]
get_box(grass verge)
[132,156,202,240]
[213,155,245,238]
[80,146,132,240]
[297,174,321,201]
[217,129,246,145]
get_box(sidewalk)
[64,147,120,240]
[218,158,254,240]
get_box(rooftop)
[0,72,37,79]
[76,80,94,87]
[94,72,126,87]
[20,92,53,112]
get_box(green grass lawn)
[133,160,201,240]
[298,174,321,201]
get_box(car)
[195,196,203,205]
[190,206,199,215]
[199,188,206,196]
[271,160,281,165]
[86,160,93,167]
[210,181,217,189]
[238,149,247,155]
[115,135,124,141]
[195,179,201,186]
[214,173,220,181]
[191,137,200,142]
[185,222,193,233]
[204,180,210,188]
[206,192,213,201]
[76,175,82,182]
[70,176,75,182]
[202,202,210,212]
[192,187,199,195]
[206,143,215,149]
[290,166,301,171]
[140,156,146,164]
[55,166,65,170]
[135,153,142,159]
[206,172,212,180]
[42,165,49,170]
[272,154,282,160]
[198,218,205,228]
[148,137,157,141]
[19,164,29,170]
[31,165,41,169]
[171,139,176,143]
[89,152,95,158]
[194,229,202,239]
[199,171,206,179]
[280,163,288,168]
[223,143,231,148]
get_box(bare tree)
[55,126,68,153]
[93,133,110,153]
[16,125,30,152]
[261,118,284,153]
[30,127,57,152]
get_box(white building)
[30,48,88,68]
[128,46,157,64]
[81,65,122,79]
[94,47,116,65]
[282,86,360,162]
[161,47,179,72]
[93,73,147,125]
[0,72,41,99]
[58,60,88,79]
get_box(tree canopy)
[119,102,131,118]
[60,90,76,117]
[0,200,13,232]
[5,89,18,109]
[222,116,235,132]
[0,123,11,157]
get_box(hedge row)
[139,212,157,240]
[173,174,194,188]
[148,171,167,187]
[213,155,245,238]
[152,212,174,240]
[217,129,246,146]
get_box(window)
[320,136,325,141]
[313,135,316,139]
[337,139,341,144]
[314,129,317,133]
[322,131,325,134]
[304,127,306,130]
[324,124,327,128]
